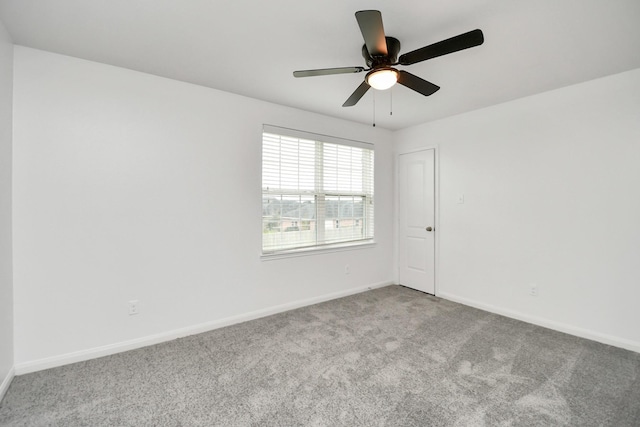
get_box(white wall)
[395,68,640,352]
[0,18,14,397]
[12,47,395,371]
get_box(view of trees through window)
[262,128,374,253]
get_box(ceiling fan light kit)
[293,10,484,108]
[366,68,399,90]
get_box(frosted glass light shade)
[366,68,398,90]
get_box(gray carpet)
[1,285,639,426]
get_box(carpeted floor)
[1,285,639,426]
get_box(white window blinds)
[262,126,374,254]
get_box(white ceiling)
[1,0,639,130]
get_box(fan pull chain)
[372,90,376,127]
[390,89,393,116]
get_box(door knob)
[426,226,433,232]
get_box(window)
[262,125,374,254]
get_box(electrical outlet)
[128,300,140,315]
[529,286,538,297]
[345,264,350,275]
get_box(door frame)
[395,145,440,295]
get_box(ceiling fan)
[293,10,484,107]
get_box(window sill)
[261,241,376,261]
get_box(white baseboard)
[15,281,394,375]
[0,366,15,402]
[438,292,640,354]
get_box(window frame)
[261,125,375,258]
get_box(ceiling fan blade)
[355,10,388,57]
[398,29,484,65]
[397,71,440,96]
[293,66,365,78]
[342,81,371,107]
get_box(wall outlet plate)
[128,300,139,315]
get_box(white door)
[398,149,435,294]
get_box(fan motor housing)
[362,37,401,68]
